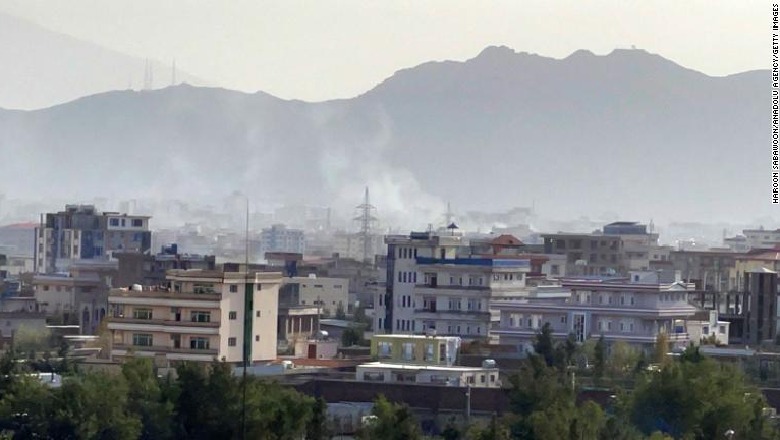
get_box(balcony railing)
[112,343,218,356]
[107,316,220,328]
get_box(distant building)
[32,260,116,334]
[114,243,216,288]
[280,275,349,317]
[34,204,151,274]
[603,222,660,271]
[260,224,305,256]
[721,268,778,345]
[542,232,625,276]
[107,268,281,364]
[742,228,780,250]
[0,222,36,258]
[332,232,386,263]
[493,270,699,352]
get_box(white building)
[379,232,531,340]
[332,232,386,263]
[357,334,500,388]
[492,270,700,352]
[107,268,281,364]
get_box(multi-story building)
[379,232,531,340]
[669,250,739,292]
[279,275,349,317]
[742,228,780,250]
[332,231,386,263]
[114,243,216,288]
[603,222,660,271]
[35,205,151,274]
[542,232,625,276]
[356,334,501,388]
[33,260,117,334]
[492,271,699,352]
[260,224,305,256]
[107,268,281,364]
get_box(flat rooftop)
[358,362,495,373]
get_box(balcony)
[106,317,220,335]
[414,309,491,321]
[112,343,218,356]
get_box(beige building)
[107,268,281,364]
[282,275,349,317]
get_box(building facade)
[260,224,305,256]
[379,232,531,340]
[492,271,700,352]
[356,334,501,388]
[280,275,349,317]
[35,205,151,274]
[107,268,281,364]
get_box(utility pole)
[465,383,471,423]
[241,197,249,440]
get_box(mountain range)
[0,12,204,111]
[0,45,766,226]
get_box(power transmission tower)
[353,187,378,264]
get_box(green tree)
[609,341,638,377]
[356,395,421,440]
[465,414,510,440]
[571,400,606,440]
[305,396,332,440]
[533,323,556,367]
[593,335,606,380]
[49,372,142,439]
[508,355,576,439]
[122,357,175,439]
[441,417,462,440]
[341,325,365,347]
[629,355,776,439]
[653,333,670,366]
[334,303,347,320]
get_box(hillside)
[0,46,765,224]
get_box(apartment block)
[107,268,281,364]
[35,204,151,274]
[492,271,699,351]
[379,232,531,340]
[260,224,305,255]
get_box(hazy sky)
[0,0,766,101]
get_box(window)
[229,285,238,293]
[132,308,153,320]
[560,315,567,324]
[256,311,261,318]
[109,218,120,227]
[228,337,237,347]
[193,283,216,294]
[703,326,709,334]
[229,311,237,320]
[190,311,211,323]
[190,337,210,350]
[132,333,153,347]
[378,342,392,359]
[255,335,260,342]
[424,343,435,361]
[402,342,415,361]
[132,219,143,227]
[719,325,726,334]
